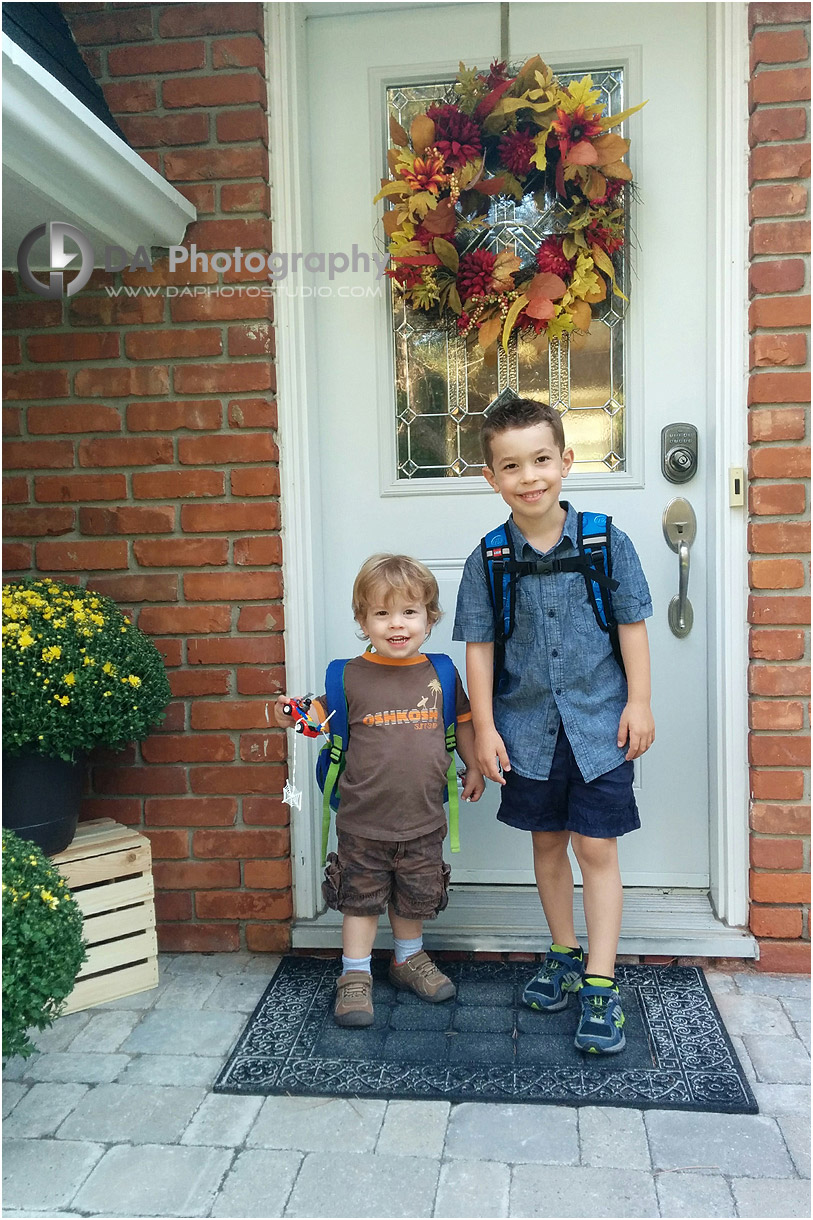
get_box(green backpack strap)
[321,737,344,864]
[426,652,461,854]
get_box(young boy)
[275,553,484,1028]
[453,398,655,1054]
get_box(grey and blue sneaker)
[574,979,626,1053]
[522,945,585,1011]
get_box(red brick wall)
[747,2,811,972]
[2,2,290,953]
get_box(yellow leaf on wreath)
[479,315,502,351]
[599,100,648,130]
[458,159,484,190]
[584,274,607,304]
[492,96,532,116]
[562,76,602,112]
[592,133,630,162]
[433,238,459,273]
[448,285,462,315]
[584,170,608,201]
[501,293,529,351]
[562,235,579,261]
[389,116,409,147]
[569,299,593,332]
[531,134,548,170]
[410,114,436,156]
[515,56,548,91]
[373,180,411,203]
[602,160,634,181]
[590,243,616,279]
[494,250,521,274]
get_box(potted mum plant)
[2,829,87,1060]
[2,578,171,853]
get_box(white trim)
[272,2,753,940]
[266,3,324,918]
[707,2,751,929]
[1,34,195,266]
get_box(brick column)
[747,2,811,971]
[2,3,290,953]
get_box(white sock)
[393,935,423,965]
[341,955,371,975]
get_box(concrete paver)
[509,1165,659,1217]
[71,1143,233,1217]
[209,1148,303,1217]
[1,960,809,1219]
[653,1171,736,1217]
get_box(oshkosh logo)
[363,708,439,727]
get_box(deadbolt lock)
[661,423,698,484]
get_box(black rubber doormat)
[213,957,758,1113]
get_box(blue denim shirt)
[453,502,653,783]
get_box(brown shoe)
[388,950,456,1003]
[334,971,374,1027]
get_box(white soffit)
[2,33,196,269]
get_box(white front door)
[304,2,710,889]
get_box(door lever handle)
[662,498,697,638]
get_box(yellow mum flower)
[63,673,76,686]
[54,695,70,707]
[42,645,62,663]
[102,661,114,675]
[18,632,35,649]
[83,656,95,666]
[127,675,142,688]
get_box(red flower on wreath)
[386,263,423,289]
[486,59,509,88]
[499,130,536,177]
[585,223,624,255]
[589,177,624,207]
[550,104,603,158]
[457,249,497,300]
[535,236,574,279]
[398,152,447,195]
[426,104,482,170]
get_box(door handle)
[662,498,696,638]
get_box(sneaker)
[388,950,456,1002]
[522,947,585,1012]
[574,980,626,1054]
[334,971,374,1027]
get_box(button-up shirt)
[453,502,653,783]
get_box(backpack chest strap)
[508,555,619,591]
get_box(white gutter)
[2,33,196,267]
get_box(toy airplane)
[282,696,335,738]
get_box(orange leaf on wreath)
[478,315,502,350]
[565,140,599,166]
[410,114,436,156]
[382,209,402,237]
[390,116,409,147]
[420,198,456,234]
[524,297,556,321]
[473,176,507,196]
[387,148,402,174]
[591,133,629,162]
[584,170,607,201]
[569,299,593,331]
[584,274,607,304]
[602,160,634,181]
[526,272,567,301]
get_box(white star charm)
[282,781,302,810]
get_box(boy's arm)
[616,620,655,760]
[466,641,511,784]
[454,719,485,802]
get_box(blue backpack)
[481,511,623,690]
[315,653,461,864]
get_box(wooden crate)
[51,818,158,1014]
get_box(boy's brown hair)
[481,397,566,467]
[352,554,442,628]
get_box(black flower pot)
[2,754,85,855]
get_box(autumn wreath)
[375,56,645,350]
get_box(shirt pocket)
[568,579,602,636]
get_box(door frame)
[266,1,751,930]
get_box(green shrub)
[2,830,87,1060]
[2,577,170,761]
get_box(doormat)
[213,957,758,1114]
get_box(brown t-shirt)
[314,653,472,842]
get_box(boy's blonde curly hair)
[352,554,442,629]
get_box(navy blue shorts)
[497,727,640,839]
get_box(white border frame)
[267,1,751,931]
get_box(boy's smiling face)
[483,422,574,527]
[359,593,429,660]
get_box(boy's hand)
[617,701,655,760]
[475,728,511,785]
[274,695,297,729]
[460,767,485,802]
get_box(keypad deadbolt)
[661,423,698,484]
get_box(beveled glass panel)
[387,66,628,480]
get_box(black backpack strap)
[480,521,514,691]
[577,512,625,672]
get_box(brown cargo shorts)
[322,827,451,920]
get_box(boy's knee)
[571,832,618,869]
[531,830,570,859]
